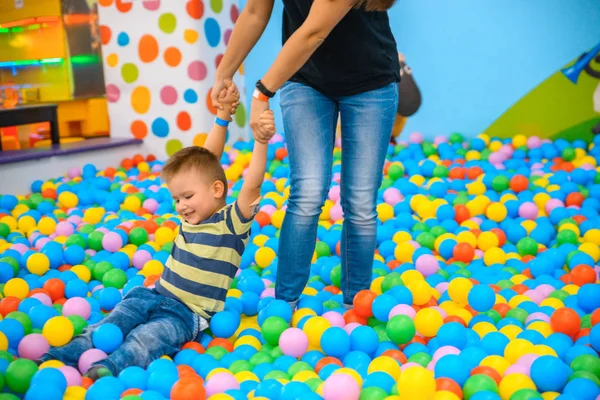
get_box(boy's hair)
[162,147,228,198]
[354,0,397,11]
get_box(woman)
[212,0,400,308]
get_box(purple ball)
[278,328,308,358]
[518,202,538,220]
[132,250,152,270]
[415,254,439,277]
[102,232,123,253]
[59,365,82,387]
[383,188,402,206]
[62,297,92,320]
[142,199,159,213]
[17,334,49,360]
[78,348,107,374]
[205,372,240,396]
[55,221,75,237]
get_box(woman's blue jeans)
[275,81,398,305]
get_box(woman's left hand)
[249,97,272,143]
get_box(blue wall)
[239,0,600,138]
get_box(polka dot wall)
[97,0,248,159]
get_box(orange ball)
[570,265,596,286]
[566,192,584,207]
[470,366,502,385]
[550,307,581,338]
[454,205,470,224]
[444,315,467,327]
[491,228,507,246]
[467,167,483,180]
[43,278,65,302]
[121,388,143,397]
[182,342,205,354]
[449,167,466,180]
[254,212,271,228]
[208,338,233,352]
[436,377,463,398]
[343,309,368,325]
[453,242,474,263]
[0,297,20,317]
[591,309,600,326]
[509,175,529,192]
[353,290,377,318]
[177,365,198,379]
[315,356,343,373]
[381,349,407,365]
[170,376,206,400]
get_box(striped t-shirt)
[155,201,255,319]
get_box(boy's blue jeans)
[41,287,207,375]
[275,81,398,305]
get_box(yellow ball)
[141,260,164,277]
[370,276,385,295]
[396,366,435,400]
[477,231,499,251]
[394,242,415,263]
[42,316,74,347]
[235,371,259,383]
[457,231,477,247]
[583,228,600,245]
[407,279,431,306]
[414,308,443,337]
[541,392,560,400]
[416,202,435,219]
[271,210,285,229]
[473,322,498,338]
[83,207,105,224]
[255,247,276,268]
[39,359,65,369]
[527,321,553,338]
[499,325,522,341]
[17,216,36,234]
[579,242,600,262]
[512,134,527,148]
[63,386,86,400]
[292,309,316,327]
[122,196,142,212]
[368,356,401,380]
[504,338,535,363]
[448,277,473,305]
[393,231,412,243]
[499,373,536,400]
[486,203,507,222]
[154,227,175,246]
[433,392,461,400]
[207,394,233,400]
[377,203,394,222]
[234,335,261,350]
[292,370,319,382]
[37,217,57,235]
[70,265,92,283]
[4,278,30,299]
[58,191,79,209]
[481,355,511,376]
[302,316,331,348]
[26,253,50,276]
[0,332,8,351]
[484,247,507,266]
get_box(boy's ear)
[212,180,226,199]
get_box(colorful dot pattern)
[97,0,247,159]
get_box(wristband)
[253,88,270,103]
[215,117,230,127]
[255,79,275,98]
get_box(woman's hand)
[249,97,272,143]
[211,77,233,110]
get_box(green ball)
[388,164,404,180]
[484,310,502,324]
[229,360,253,374]
[65,234,87,248]
[264,370,289,381]
[269,346,283,359]
[305,378,322,391]
[315,241,330,258]
[79,224,95,235]
[548,290,569,302]
[0,394,19,400]
[121,396,143,400]
[288,361,313,376]
[0,223,9,238]
[594,172,600,184]
[102,268,128,289]
[449,133,464,144]
[5,358,37,393]
[570,354,600,378]
[88,231,104,251]
[161,242,173,252]
[323,300,341,310]
[261,316,289,346]
[249,351,273,366]
[429,226,447,238]
[6,312,31,335]
[92,261,113,281]
[496,280,514,289]
[381,272,403,293]
[480,149,491,161]
[386,315,416,345]
[491,175,510,192]
[259,343,275,353]
[408,352,432,367]
[367,317,384,327]
[205,346,228,360]
[568,370,600,386]
[330,265,341,288]
[516,237,538,256]
[510,388,543,400]
[463,374,499,400]
[0,351,14,364]
[67,315,87,336]
[359,387,388,400]
[412,222,429,232]
[416,232,435,249]
[128,227,149,246]
[380,177,394,190]
[422,143,437,157]
[557,229,578,245]
[373,324,390,341]
[505,308,528,324]
[52,304,63,314]
[581,314,592,329]
[432,165,448,178]
[562,147,575,161]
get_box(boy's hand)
[217,83,240,117]
[257,110,275,143]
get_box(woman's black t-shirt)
[282,0,401,97]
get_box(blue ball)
[530,355,569,392]
[434,354,470,386]
[63,245,86,265]
[25,384,63,400]
[118,366,148,390]
[29,304,59,330]
[436,322,467,350]
[590,324,600,352]
[30,367,67,393]
[98,287,122,311]
[320,327,351,358]
[210,311,240,338]
[350,326,379,356]
[92,323,124,353]
[371,294,397,322]
[563,377,600,400]
[86,376,125,400]
[468,284,496,312]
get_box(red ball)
[550,307,581,338]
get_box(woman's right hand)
[211,77,233,110]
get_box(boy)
[37,83,276,379]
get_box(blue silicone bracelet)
[215,117,230,127]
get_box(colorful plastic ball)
[279,328,308,358]
[26,253,50,276]
[322,372,360,400]
[59,365,82,387]
[78,348,108,374]
[463,374,499,400]
[530,355,569,392]
[42,316,74,347]
[210,311,240,339]
[62,297,92,320]
[468,284,496,312]
[205,372,240,396]
[92,323,124,354]
[415,254,440,277]
[320,327,351,358]
[5,358,38,393]
[261,316,289,346]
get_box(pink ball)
[132,250,152,270]
[279,328,308,358]
[400,362,421,371]
[28,232,41,243]
[536,284,554,297]
[34,238,51,250]
[415,254,439,277]
[59,365,82,387]
[67,215,82,225]
[435,282,449,294]
[517,354,539,368]
[78,349,107,374]
[260,287,275,299]
[323,373,360,400]
[85,249,97,257]
[525,312,550,324]
[55,221,75,237]
[388,304,416,320]
[474,249,485,258]
[31,293,52,306]
[527,136,542,149]
[17,334,49,360]
[518,202,538,220]
[545,199,564,214]
[10,243,29,255]
[142,198,159,214]
[205,372,240,396]
[427,360,436,371]
[102,232,123,252]
[500,144,514,155]
[68,167,81,179]
[432,346,460,362]
[96,227,109,234]
[322,311,345,328]
[409,132,424,144]
[523,290,544,305]
[329,202,344,221]
[343,322,361,335]
[328,185,341,202]
[433,136,448,145]
[62,297,92,320]
[383,188,402,206]
[488,152,505,164]
[260,205,277,216]
[504,364,529,377]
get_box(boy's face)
[167,169,224,224]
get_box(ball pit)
[0,133,598,400]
